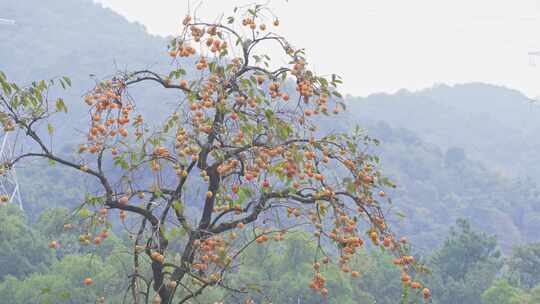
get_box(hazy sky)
[94,0,540,97]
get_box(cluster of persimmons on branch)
[0,3,430,304]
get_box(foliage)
[481,280,521,304]
[0,205,54,280]
[0,205,130,303]
[0,254,128,304]
[426,219,502,304]
[362,122,540,251]
[507,242,540,289]
[0,4,426,303]
[227,233,381,304]
[3,0,540,252]
[2,202,540,304]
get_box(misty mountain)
[348,84,540,179]
[2,0,540,252]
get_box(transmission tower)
[0,17,23,210]
[0,132,23,210]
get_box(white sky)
[94,0,540,97]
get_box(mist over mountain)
[2,0,540,250]
[349,84,540,180]
[2,0,540,303]
[1,0,166,81]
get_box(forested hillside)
[3,0,539,251]
[2,0,540,303]
[2,204,540,304]
[349,85,540,180]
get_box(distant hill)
[0,0,166,83]
[1,0,540,251]
[0,0,176,138]
[344,85,540,250]
[348,84,540,180]
[365,121,539,251]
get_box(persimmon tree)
[0,4,429,304]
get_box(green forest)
[1,0,540,303]
[3,203,540,303]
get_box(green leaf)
[55,98,68,113]
[47,123,54,135]
[173,200,184,214]
[1,81,12,95]
[78,208,91,218]
[167,227,179,239]
[62,76,71,87]
[395,210,407,219]
[237,188,248,204]
[113,156,129,170]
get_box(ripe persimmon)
[83,277,93,286]
[180,79,188,89]
[118,196,129,205]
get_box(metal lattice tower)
[0,132,23,210]
[0,18,22,210]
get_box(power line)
[0,18,16,26]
